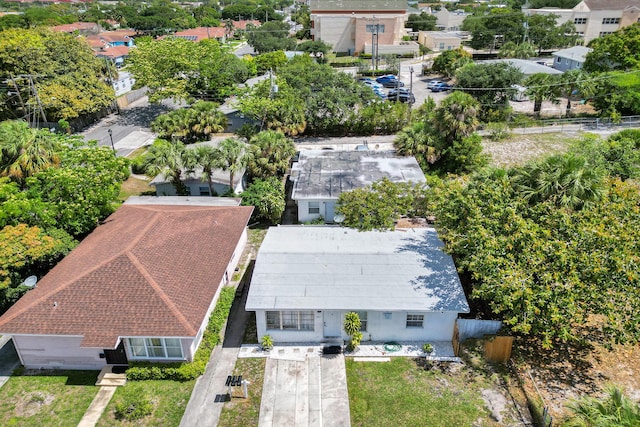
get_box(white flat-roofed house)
[245,226,470,345]
[290,150,426,223]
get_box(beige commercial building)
[527,0,640,44]
[418,31,463,51]
[310,0,409,54]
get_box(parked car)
[376,75,405,88]
[360,79,383,90]
[430,82,453,92]
[427,80,444,90]
[388,88,415,103]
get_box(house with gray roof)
[290,150,426,223]
[245,226,470,344]
[552,46,592,72]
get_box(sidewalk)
[179,280,252,427]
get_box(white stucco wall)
[13,335,106,370]
[297,199,337,223]
[255,310,459,344]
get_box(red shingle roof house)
[51,21,100,35]
[0,200,253,369]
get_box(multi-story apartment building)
[527,0,640,44]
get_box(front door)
[104,341,128,365]
[325,202,335,223]
[323,311,342,338]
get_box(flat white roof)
[246,226,470,313]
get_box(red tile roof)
[51,22,100,33]
[233,20,261,30]
[95,45,130,58]
[171,27,226,42]
[0,204,253,348]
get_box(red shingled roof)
[95,45,130,58]
[172,27,226,42]
[0,204,253,348]
[51,22,99,33]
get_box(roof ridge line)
[125,251,197,336]
[0,209,162,327]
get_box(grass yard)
[0,370,99,426]
[346,356,526,427]
[97,379,195,427]
[118,175,154,202]
[218,358,266,427]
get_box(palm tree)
[560,69,596,117]
[432,91,480,144]
[524,73,561,117]
[511,153,605,210]
[143,140,191,196]
[224,19,235,39]
[565,386,640,427]
[188,101,228,142]
[247,130,296,179]
[151,110,190,143]
[393,122,438,169]
[0,120,60,185]
[498,41,536,59]
[191,144,221,196]
[215,137,249,192]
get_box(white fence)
[456,319,502,342]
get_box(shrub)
[126,286,236,381]
[485,122,511,141]
[344,312,362,351]
[114,394,153,421]
[423,343,433,354]
[261,334,273,350]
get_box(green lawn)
[218,358,266,427]
[346,357,513,427]
[0,370,99,426]
[97,379,195,427]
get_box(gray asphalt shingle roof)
[246,226,470,313]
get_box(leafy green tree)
[336,179,429,231]
[255,50,288,74]
[247,130,296,179]
[524,73,561,117]
[297,40,332,62]
[584,23,640,72]
[215,137,249,191]
[565,386,640,427]
[432,48,472,77]
[0,28,114,122]
[144,140,191,196]
[0,120,60,186]
[406,12,437,31]
[527,13,577,54]
[240,177,285,223]
[128,38,248,103]
[246,21,296,54]
[571,131,640,181]
[455,62,523,118]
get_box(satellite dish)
[23,275,38,288]
[333,214,345,224]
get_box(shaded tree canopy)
[584,23,640,72]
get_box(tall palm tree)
[498,41,536,59]
[215,137,249,192]
[524,73,561,117]
[151,110,190,143]
[560,69,596,117]
[393,121,438,169]
[0,120,60,185]
[511,153,605,210]
[143,140,191,196]
[432,91,480,144]
[188,101,228,142]
[247,130,296,179]
[191,144,221,196]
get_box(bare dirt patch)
[514,339,640,422]
[482,132,580,168]
[15,392,55,417]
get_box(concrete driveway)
[259,354,350,427]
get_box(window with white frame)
[355,311,368,332]
[266,311,315,331]
[602,18,620,25]
[406,314,424,328]
[574,18,587,25]
[308,201,320,214]
[126,337,183,359]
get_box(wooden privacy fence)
[484,336,514,363]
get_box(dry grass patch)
[482,132,584,168]
[118,175,154,202]
[218,358,266,427]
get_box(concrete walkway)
[179,278,252,427]
[77,386,117,427]
[259,355,351,427]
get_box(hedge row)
[126,286,236,381]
